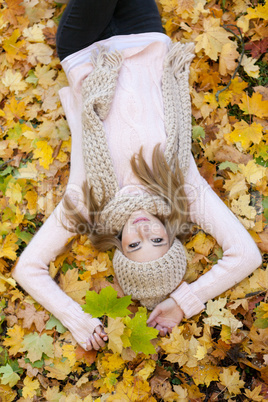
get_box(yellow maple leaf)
[160,326,199,367]
[3,324,25,355]
[3,96,26,124]
[249,268,268,292]
[34,64,57,89]
[106,317,125,354]
[204,297,243,333]
[239,92,268,118]
[25,190,38,214]
[136,360,156,381]
[59,269,88,304]
[219,366,245,395]
[231,194,257,220]
[233,0,251,14]
[237,15,249,33]
[107,377,154,402]
[220,324,232,342]
[103,372,119,392]
[183,364,221,387]
[86,259,108,276]
[176,0,194,16]
[219,42,239,76]
[159,0,178,13]
[122,369,134,386]
[26,43,53,65]
[195,17,232,60]
[2,70,28,94]
[193,344,207,360]
[45,357,72,380]
[0,384,16,402]
[0,233,19,260]
[56,150,68,163]
[22,376,40,399]
[98,353,125,376]
[246,2,268,20]
[43,386,64,402]
[191,89,216,119]
[2,29,26,63]
[223,172,248,199]
[33,140,54,170]
[186,231,216,256]
[17,162,38,180]
[0,272,16,291]
[62,344,77,367]
[23,23,45,43]
[244,384,264,401]
[173,385,188,401]
[241,54,260,78]
[5,182,22,204]
[224,121,263,150]
[239,160,266,185]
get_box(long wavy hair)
[62,144,189,252]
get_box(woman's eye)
[129,242,140,248]
[152,238,163,243]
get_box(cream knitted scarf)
[81,42,194,233]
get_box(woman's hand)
[86,325,108,350]
[147,298,184,336]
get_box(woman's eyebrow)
[127,247,142,253]
[153,243,168,247]
[127,242,168,253]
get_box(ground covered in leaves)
[0,0,268,400]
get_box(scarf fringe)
[91,45,123,70]
[165,42,195,76]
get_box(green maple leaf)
[0,363,20,387]
[124,307,159,355]
[82,286,132,319]
[46,315,66,333]
[254,303,268,329]
[20,332,54,362]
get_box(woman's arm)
[170,154,262,317]
[148,154,262,332]
[12,200,104,349]
[12,82,108,350]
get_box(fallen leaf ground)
[0,0,268,401]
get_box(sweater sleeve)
[170,154,262,318]
[12,84,102,350]
[12,201,102,349]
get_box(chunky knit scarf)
[81,42,194,309]
[82,42,194,232]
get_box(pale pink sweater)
[13,34,262,349]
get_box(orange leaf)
[75,346,97,365]
[2,0,25,25]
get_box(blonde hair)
[62,144,189,251]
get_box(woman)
[13,0,262,351]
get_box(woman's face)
[121,210,170,262]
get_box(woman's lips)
[133,217,150,224]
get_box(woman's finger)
[95,325,108,341]
[93,332,106,348]
[156,324,168,337]
[88,334,101,350]
[85,339,93,351]
[147,319,157,328]
[147,308,160,324]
